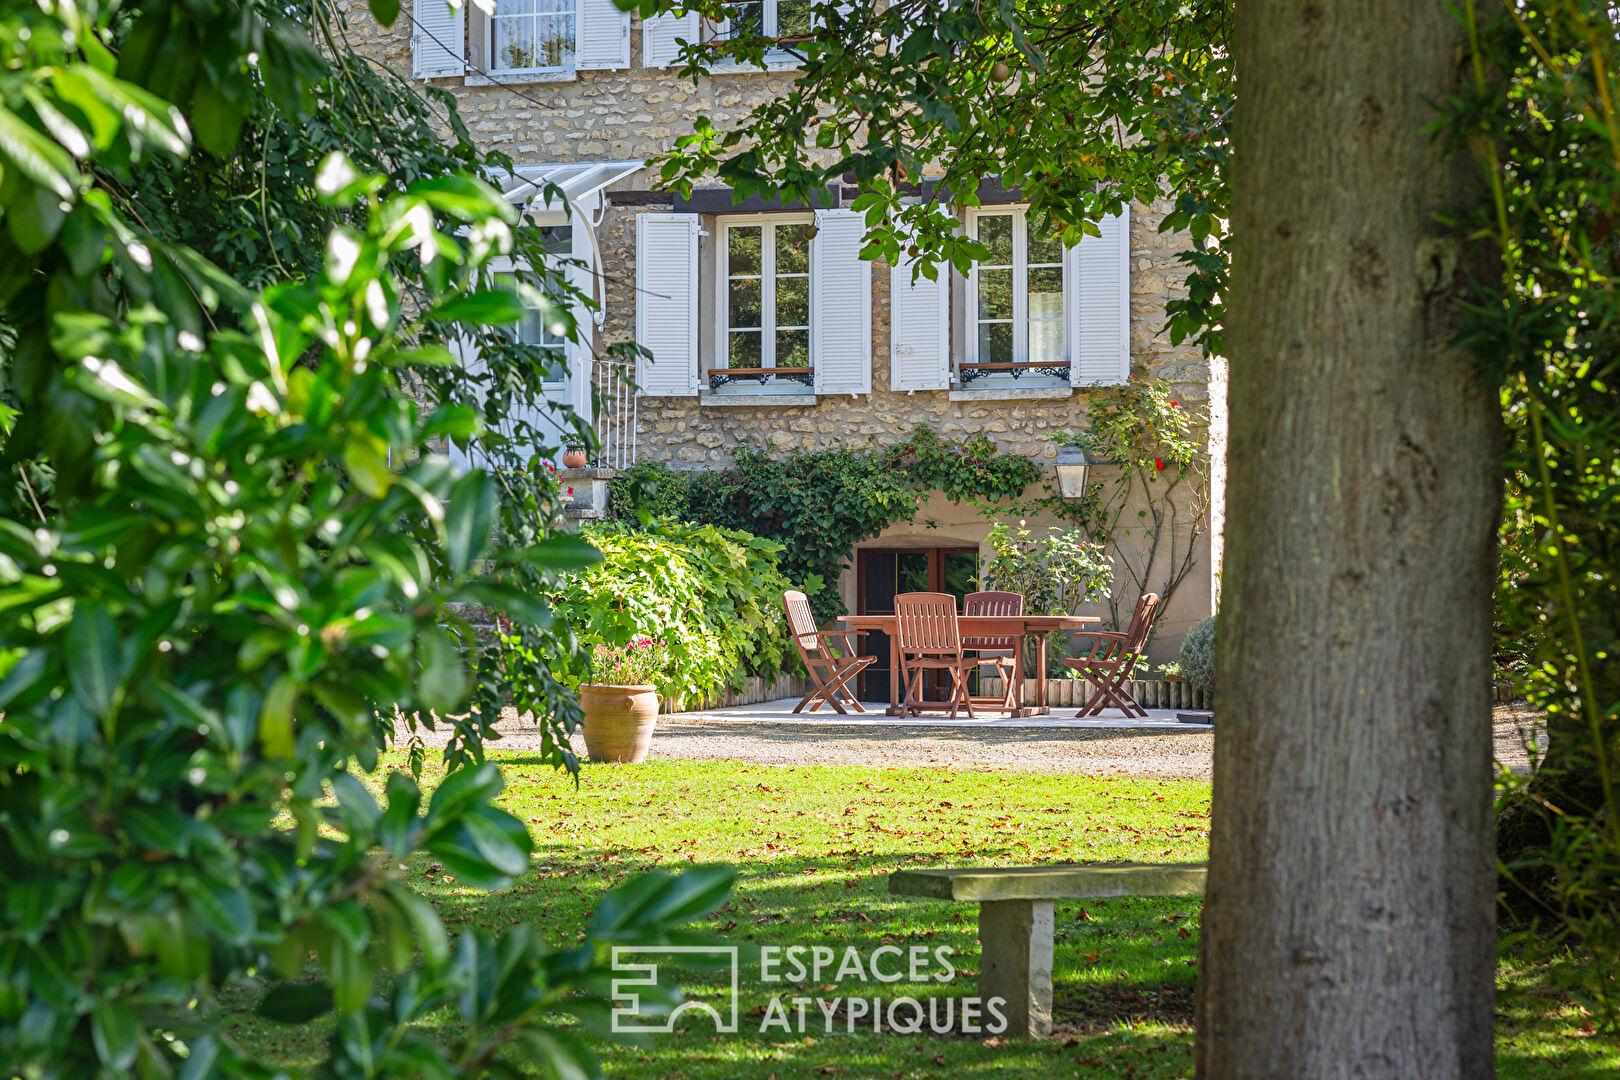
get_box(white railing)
[591,356,637,470]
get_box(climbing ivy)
[609,426,1040,622]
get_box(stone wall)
[338,4,1222,653]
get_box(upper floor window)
[491,0,577,73]
[965,208,1068,383]
[717,217,814,389]
[726,0,814,39]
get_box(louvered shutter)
[643,11,699,67]
[577,0,631,68]
[1067,206,1131,386]
[412,0,465,79]
[889,256,948,391]
[810,209,873,395]
[635,214,699,396]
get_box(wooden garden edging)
[979,676,1213,711]
[661,673,811,714]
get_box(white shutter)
[811,209,872,395]
[643,11,699,67]
[1068,206,1131,386]
[635,214,699,396]
[577,0,631,68]
[889,256,948,391]
[412,0,465,79]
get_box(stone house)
[343,0,1222,669]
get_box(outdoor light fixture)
[1054,445,1102,502]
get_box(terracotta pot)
[561,449,588,469]
[579,684,659,763]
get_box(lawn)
[229,753,1619,1079]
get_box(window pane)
[776,275,809,327]
[728,226,762,275]
[728,278,762,329]
[977,267,1013,320]
[1029,266,1063,318]
[776,328,809,368]
[776,224,811,274]
[539,346,567,384]
[977,214,1014,264]
[728,330,762,367]
[776,0,814,37]
[1028,227,1063,266]
[978,322,1013,364]
[731,0,764,35]
[1029,319,1062,366]
[494,15,537,70]
[537,13,574,67]
[540,224,573,257]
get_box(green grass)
[229,753,1619,1078]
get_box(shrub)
[1179,615,1217,694]
[980,519,1112,616]
[551,522,793,706]
[607,460,695,523]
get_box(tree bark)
[1196,2,1501,1077]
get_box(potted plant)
[561,436,589,470]
[578,637,667,763]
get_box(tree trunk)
[1196,2,1501,1077]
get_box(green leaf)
[91,999,139,1071]
[258,982,335,1024]
[406,173,514,223]
[191,74,249,157]
[369,0,401,25]
[66,602,122,719]
[330,937,373,1015]
[445,470,496,576]
[506,532,603,572]
[0,105,76,199]
[416,624,468,714]
[345,433,393,497]
[429,289,526,326]
[259,674,298,760]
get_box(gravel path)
[442,704,1544,781]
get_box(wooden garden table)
[836,614,1100,717]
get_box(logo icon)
[610,946,741,1034]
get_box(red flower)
[1155,458,1166,471]
[567,486,574,495]
[1169,401,1179,407]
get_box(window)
[717,218,813,388]
[507,225,573,386]
[490,0,576,72]
[965,209,1067,383]
[725,0,814,38]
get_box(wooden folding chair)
[962,590,1023,711]
[783,590,874,714]
[1063,593,1162,718]
[894,592,978,718]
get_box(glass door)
[856,547,978,701]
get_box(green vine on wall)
[609,426,1040,622]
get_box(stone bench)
[888,862,1207,1037]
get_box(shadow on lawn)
[651,722,1208,747]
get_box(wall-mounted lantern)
[1054,446,1103,503]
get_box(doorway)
[855,546,979,701]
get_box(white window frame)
[716,213,816,388]
[708,0,813,67]
[488,0,579,76]
[963,206,1068,382]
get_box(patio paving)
[663,697,1212,730]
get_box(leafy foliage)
[636,0,1231,353]
[0,0,727,1074]
[612,427,1039,623]
[1178,615,1216,696]
[550,522,795,707]
[980,519,1112,618]
[1441,0,1620,1024]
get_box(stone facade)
[341,5,1220,657]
